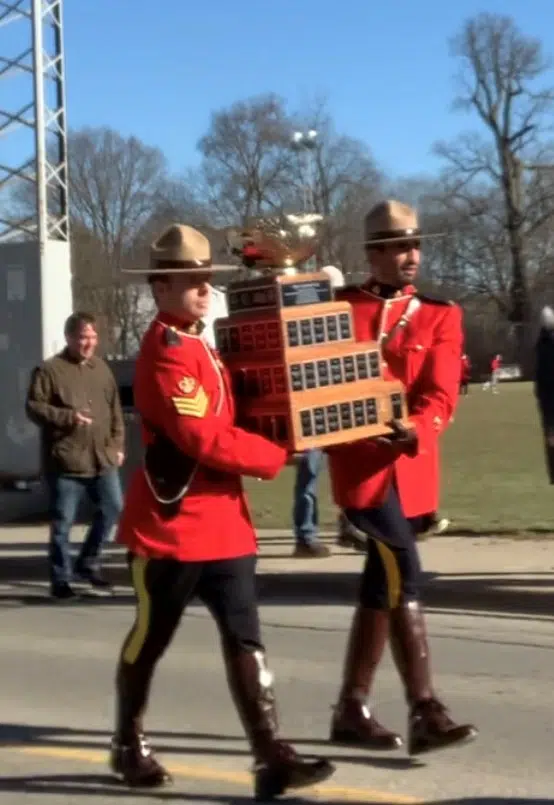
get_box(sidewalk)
[2,523,554,573]
[1,525,554,616]
[253,532,554,616]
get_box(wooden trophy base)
[236,378,413,451]
[217,270,415,451]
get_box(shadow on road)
[0,776,551,805]
[0,722,421,771]
[0,723,553,803]
[1,722,554,804]
[1,539,554,618]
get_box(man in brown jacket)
[26,311,125,600]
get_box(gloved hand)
[375,419,418,457]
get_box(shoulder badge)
[415,292,455,306]
[163,325,182,346]
[177,376,197,395]
[171,375,208,418]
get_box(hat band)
[366,228,421,243]
[151,258,212,269]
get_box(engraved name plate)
[280,279,332,308]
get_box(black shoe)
[336,532,366,552]
[292,542,331,558]
[50,582,79,601]
[74,566,114,596]
[336,513,367,552]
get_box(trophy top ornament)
[226,213,324,274]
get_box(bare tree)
[68,127,169,355]
[197,94,293,225]
[149,172,212,229]
[287,100,383,272]
[195,94,384,271]
[435,12,554,362]
[70,127,167,262]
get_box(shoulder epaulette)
[415,293,455,306]
[163,326,182,346]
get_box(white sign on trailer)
[496,365,522,381]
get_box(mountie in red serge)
[116,311,288,563]
[327,281,463,518]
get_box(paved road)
[1,588,554,805]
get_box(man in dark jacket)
[535,306,554,484]
[26,311,125,600]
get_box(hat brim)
[121,264,240,275]
[364,231,445,246]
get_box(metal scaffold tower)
[0,0,73,481]
[0,0,69,243]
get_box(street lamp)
[291,129,318,212]
[292,129,318,148]
[290,129,321,272]
[286,212,323,239]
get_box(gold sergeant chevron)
[171,387,209,418]
[214,271,412,451]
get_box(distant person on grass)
[460,353,471,395]
[483,353,502,393]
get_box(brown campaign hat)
[123,223,238,275]
[364,200,443,246]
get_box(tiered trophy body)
[214,271,412,451]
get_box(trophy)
[215,215,412,451]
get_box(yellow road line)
[2,744,422,803]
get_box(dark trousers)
[538,407,554,484]
[121,553,262,673]
[47,469,123,586]
[345,487,422,610]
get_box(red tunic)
[117,312,287,561]
[327,283,463,518]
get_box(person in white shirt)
[202,285,228,349]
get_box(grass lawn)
[244,382,554,535]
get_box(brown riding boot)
[109,660,172,788]
[223,646,335,801]
[389,600,478,755]
[330,607,403,750]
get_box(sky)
[3,0,554,185]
